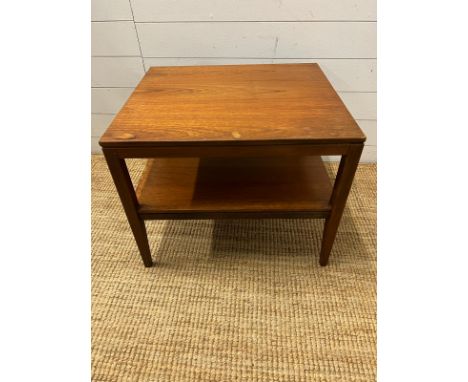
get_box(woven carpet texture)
[92,155,376,382]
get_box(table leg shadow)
[151,212,369,267]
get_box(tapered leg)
[320,144,363,266]
[103,150,153,267]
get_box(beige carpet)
[92,155,376,382]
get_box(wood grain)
[135,156,332,216]
[99,64,366,147]
[142,58,377,92]
[99,64,366,267]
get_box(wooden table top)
[99,63,366,148]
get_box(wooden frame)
[103,142,363,267]
[99,64,366,268]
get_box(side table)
[99,63,366,267]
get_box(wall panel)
[137,22,376,58]
[130,0,376,22]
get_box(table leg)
[320,144,364,266]
[103,151,153,267]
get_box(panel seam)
[127,0,146,73]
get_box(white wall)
[91,0,376,161]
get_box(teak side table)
[99,64,366,267]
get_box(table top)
[99,63,366,148]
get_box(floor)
[92,155,376,382]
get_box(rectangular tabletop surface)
[99,63,366,147]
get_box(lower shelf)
[135,156,333,218]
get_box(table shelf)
[135,156,333,219]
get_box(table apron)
[103,144,354,158]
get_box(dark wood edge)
[99,137,366,149]
[147,62,321,73]
[140,211,330,220]
[102,144,351,158]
